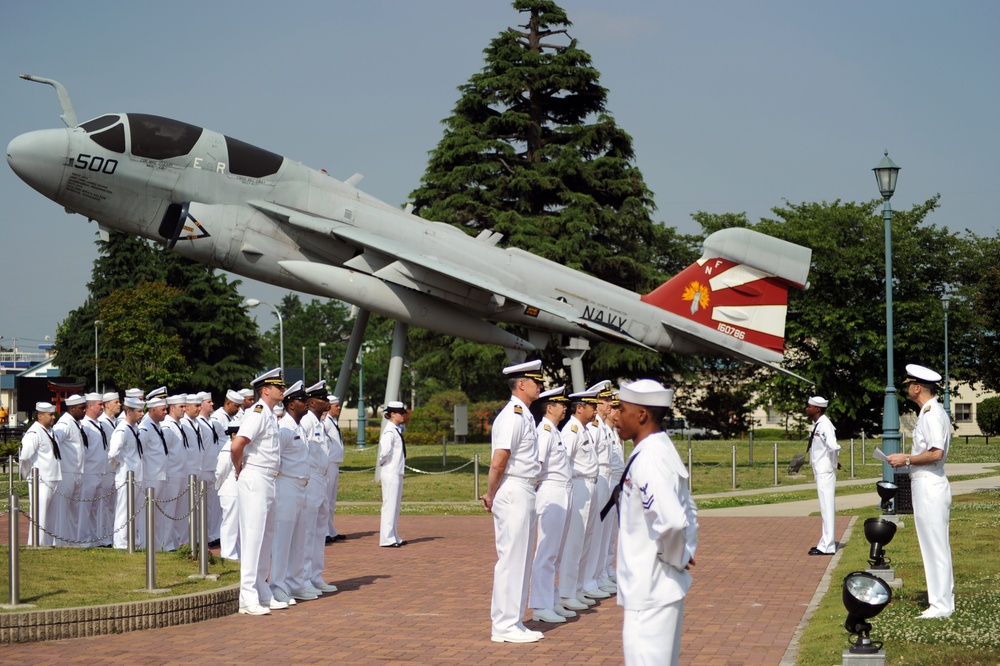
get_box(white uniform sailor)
[53,395,87,546]
[324,395,346,541]
[107,397,146,549]
[582,381,615,600]
[887,364,955,619]
[162,395,190,551]
[195,392,223,544]
[18,402,61,546]
[299,382,338,595]
[484,360,543,643]
[215,424,241,561]
[612,379,698,666]
[79,392,108,547]
[232,368,286,615]
[806,396,840,555]
[97,391,121,546]
[378,401,409,547]
[528,386,575,624]
[600,395,625,588]
[138,397,169,551]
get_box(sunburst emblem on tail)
[681,281,710,315]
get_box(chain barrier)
[404,459,476,475]
[40,478,129,503]
[340,466,377,474]
[154,488,205,522]
[16,499,149,546]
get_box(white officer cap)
[808,396,829,408]
[903,364,942,385]
[226,389,243,404]
[251,368,286,389]
[502,359,543,381]
[305,380,326,396]
[84,392,103,403]
[282,380,306,400]
[538,386,569,402]
[125,388,144,399]
[328,395,341,405]
[238,388,254,398]
[197,391,212,403]
[64,394,86,407]
[102,392,120,402]
[166,394,187,406]
[146,386,168,400]
[586,380,612,393]
[185,393,201,404]
[568,387,601,404]
[124,397,145,410]
[384,401,407,416]
[147,398,166,409]
[36,402,56,414]
[619,379,675,409]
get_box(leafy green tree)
[408,0,697,386]
[674,359,755,439]
[976,397,1000,436]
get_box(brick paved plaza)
[0,513,848,665]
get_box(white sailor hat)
[125,388,144,399]
[36,402,56,414]
[166,394,187,406]
[226,389,244,404]
[384,400,407,415]
[238,388,254,399]
[84,392,103,403]
[273,404,285,416]
[185,393,201,404]
[147,398,166,409]
[197,391,212,403]
[569,387,601,404]
[328,395,341,405]
[251,368,285,389]
[305,380,327,398]
[538,386,569,402]
[502,359,544,381]
[903,364,942,386]
[102,391,120,402]
[619,379,675,409]
[64,394,86,407]
[808,396,829,408]
[146,386,168,400]
[124,397,145,410]
[282,380,307,401]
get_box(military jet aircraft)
[7,75,812,397]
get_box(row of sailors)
[18,384,345,557]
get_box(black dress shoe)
[397,540,407,546]
[325,536,335,544]
[381,543,402,548]
[808,547,833,556]
[333,534,347,542]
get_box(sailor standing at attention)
[610,379,698,666]
[805,396,839,556]
[378,401,409,547]
[231,368,287,616]
[18,402,61,547]
[483,360,544,644]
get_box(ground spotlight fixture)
[843,571,892,654]
[876,480,897,513]
[864,517,897,569]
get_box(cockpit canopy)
[79,113,284,178]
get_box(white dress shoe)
[491,628,542,643]
[919,609,952,619]
[608,571,618,583]
[291,590,319,601]
[598,584,617,594]
[531,609,567,623]
[301,585,324,596]
[269,598,290,610]
[272,588,291,603]
[583,587,611,599]
[561,596,589,610]
[238,604,271,616]
[312,581,338,593]
[517,625,545,639]
[576,593,597,606]
[600,577,617,589]
[553,605,577,618]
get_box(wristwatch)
[905,455,910,467]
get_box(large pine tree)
[408,0,695,389]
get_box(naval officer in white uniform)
[378,401,409,547]
[611,379,698,666]
[806,396,839,556]
[887,364,955,619]
[483,360,544,644]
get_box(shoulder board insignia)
[514,405,523,414]
[571,424,579,433]
[922,404,931,413]
[253,405,264,413]
[543,424,552,432]
[591,418,598,426]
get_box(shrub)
[976,397,1000,436]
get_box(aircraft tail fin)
[642,228,811,366]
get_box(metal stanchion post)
[687,441,693,490]
[473,453,480,499]
[862,431,866,465]
[199,481,209,576]
[30,468,39,547]
[188,474,197,557]
[749,432,754,465]
[773,443,779,486]
[850,439,855,479]
[126,471,135,553]
[146,487,156,590]
[731,445,737,490]
[8,494,19,606]
[7,455,12,496]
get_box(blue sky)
[2,1,998,349]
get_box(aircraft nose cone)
[6,129,69,200]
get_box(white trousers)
[54,473,82,547]
[814,468,836,553]
[218,493,240,560]
[380,473,404,546]
[205,476,222,542]
[583,473,612,589]
[237,466,277,608]
[529,481,572,611]
[30,480,60,547]
[912,474,955,615]
[623,600,684,666]
[113,476,144,549]
[143,480,164,551]
[97,471,115,546]
[559,477,595,598]
[303,473,330,588]
[162,476,187,551]
[270,475,308,596]
[327,462,341,537]
[490,477,537,634]
[78,472,102,546]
